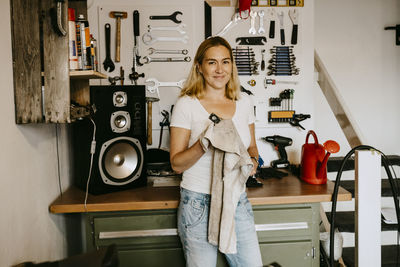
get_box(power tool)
[262,135,293,168]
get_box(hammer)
[146,97,160,145]
[109,11,127,62]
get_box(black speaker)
[73,85,147,195]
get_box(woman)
[170,36,262,267]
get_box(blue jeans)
[177,187,263,267]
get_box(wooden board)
[10,0,42,123]
[42,0,70,123]
[49,174,352,214]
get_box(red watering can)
[300,130,340,185]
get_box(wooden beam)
[314,51,364,148]
[10,0,42,123]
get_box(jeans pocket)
[184,198,206,229]
[240,194,254,219]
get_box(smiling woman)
[169,36,262,267]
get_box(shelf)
[69,70,107,79]
[205,0,233,7]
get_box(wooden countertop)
[49,174,351,214]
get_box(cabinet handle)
[99,228,178,239]
[99,222,308,239]
[255,222,308,231]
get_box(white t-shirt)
[170,92,255,194]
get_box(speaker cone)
[98,137,144,185]
[110,111,131,133]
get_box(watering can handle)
[305,130,319,146]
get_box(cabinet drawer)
[92,210,180,247]
[260,240,314,267]
[253,204,317,240]
[118,247,186,267]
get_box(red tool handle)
[238,0,252,19]
[305,130,319,146]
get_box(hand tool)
[277,11,285,45]
[129,10,144,84]
[268,9,275,38]
[120,66,124,85]
[268,69,299,75]
[249,11,257,35]
[261,49,266,71]
[158,110,170,149]
[133,10,143,67]
[262,135,292,168]
[148,48,188,55]
[142,33,189,45]
[55,0,67,36]
[290,113,310,130]
[145,78,186,93]
[148,24,186,35]
[142,56,191,64]
[258,10,265,34]
[288,9,299,45]
[236,36,267,45]
[215,12,242,36]
[102,23,115,72]
[146,96,160,145]
[109,11,127,62]
[149,11,183,24]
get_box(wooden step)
[341,245,400,267]
[326,211,398,233]
[338,179,396,198]
[327,155,400,172]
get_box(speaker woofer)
[98,137,144,185]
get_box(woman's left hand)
[250,158,258,176]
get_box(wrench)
[258,10,265,34]
[278,11,285,45]
[288,9,299,45]
[145,78,186,93]
[149,11,183,24]
[103,23,115,72]
[142,32,189,45]
[148,24,186,35]
[148,48,188,55]
[215,12,241,36]
[249,11,257,35]
[142,56,191,64]
[268,9,276,38]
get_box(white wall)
[0,1,73,266]
[314,0,400,156]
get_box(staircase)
[322,155,400,267]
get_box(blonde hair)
[180,36,240,100]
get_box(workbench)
[50,174,351,267]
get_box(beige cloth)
[200,119,253,254]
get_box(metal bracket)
[384,25,400,45]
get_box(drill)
[263,135,293,168]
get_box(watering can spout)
[317,140,340,179]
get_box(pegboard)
[208,3,314,165]
[92,0,315,165]
[97,4,196,148]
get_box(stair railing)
[315,50,381,267]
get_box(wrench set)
[268,46,299,76]
[233,47,259,76]
[100,9,191,86]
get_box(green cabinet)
[84,203,319,267]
